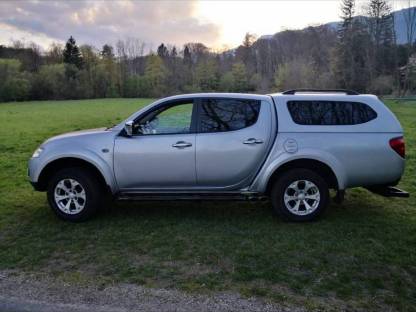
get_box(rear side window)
[199,98,261,133]
[287,101,377,125]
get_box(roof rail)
[282,89,360,95]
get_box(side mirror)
[124,120,134,137]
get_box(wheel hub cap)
[54,178,86,215]
[283,180,320,216]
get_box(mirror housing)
[124,120,134,136]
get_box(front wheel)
[270,169,329,222]
[47,167,103,222]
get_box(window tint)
[199,99,261,133]
[287,101,377,125]
[135,102,193,135]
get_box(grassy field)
[0,98,415,311]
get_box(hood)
[44,128,109,144]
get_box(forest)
[0,0,415,102]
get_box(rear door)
[195,98,272,189]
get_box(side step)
[366,186,410,198]
[117,191,268,202]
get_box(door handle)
[243,138,264,145]
[172,141,192,148]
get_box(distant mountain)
[394,7,416,43]
[259,6,416,45]
[258,35,273,41]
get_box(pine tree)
[335,0,356,88]
[157,43,169,58]
[341,0,355,27]
[183,45,192,67]
[334,0,371,91]
[63,36,83,69]
[236,33,256,78]
[366,0,396,76]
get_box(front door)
[114,100,197,190]
[195,98,272,188]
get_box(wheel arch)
[264,158,340,195]
[37,157,113,193]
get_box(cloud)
[0,0,221,50]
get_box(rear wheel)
[271,169,329,222]
[47,167,103,222]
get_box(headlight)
[32,147,44,158]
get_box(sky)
[0,0,412,51]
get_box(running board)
[366,186,410,198]
[117,192,267,201]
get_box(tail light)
[389,136,405,158]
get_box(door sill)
[117,191,267,201]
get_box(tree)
[231,62,248,92]
[97,44,119,97]
[219,72,235,91]
[0,59,30,101]
[194,58,219,91]
[236,33,256,65]
[333,0,371,92]
[336,0,356,86]
[27,42,42,72]
[170,46,177,58]
[80,45,99,98]
[0,58,20,83]
[235,33,256,80]
[101,44,114,59]
[94,63,119,98]
[335,0,354,86]
[401,1,416,93]
[62,36,84,93]
[366,0,396,78]
[45,43,63,64]
[63,36,83,69]
[157,43,169,58]
[144,55,168,97]
[274,59,315,90]
[183,42,209,64]
[32,64,67,100]
[2,76,30,101]
[183,45,192,67]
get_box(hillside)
[260,6,416,45]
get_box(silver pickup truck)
[28,89,409,222]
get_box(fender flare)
[36,150,118,193]
[251,149,347,192]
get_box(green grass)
[0,98,415,311]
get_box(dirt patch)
[0,270,302,312]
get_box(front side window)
[199,98,261,133]
[134,101,194,135]
[287,100,377,125]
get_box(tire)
[47,167,103,222]
[270,168,329,222]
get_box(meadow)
[0,98,415,311]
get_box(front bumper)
[28,157,43,191]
